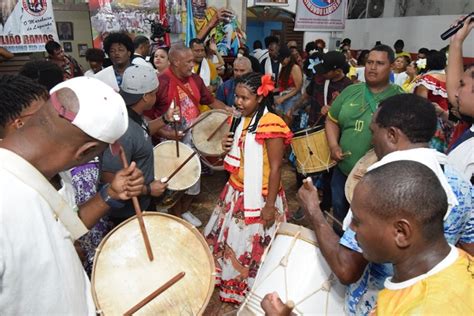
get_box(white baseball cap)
[49,76,128,147]
[120,64,159,106]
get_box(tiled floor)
[190,163,312,315]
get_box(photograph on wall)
[57,22,74,41]
[63,41,72,52]
[78,43,88,57]
[295,0,348,31]
[0,0,59,53]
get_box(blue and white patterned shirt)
[339,164,473,315]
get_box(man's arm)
[447,15,473,106]
[0,47,14,60]
[325,118,343,161]
[297,179,368,284]
[197,8,233,41]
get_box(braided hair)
[0,75,48,127]
[234,72,275,133]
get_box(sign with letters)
[295,0,348,31]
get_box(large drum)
[153,141,201,209]
[291,125,336,175]
[238,223,346,315]
[191,109,230,171]
[345,149,378,203]
[92,213,215,315]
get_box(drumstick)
[341,151,352,158]
[181,112,211,134]
[163,151,197,184]
[123,272,185,316]
[303,177,313,189]
[206,116,230,141]
[323,210,344,229]
[119,147,154,262]
[173,122,180,158]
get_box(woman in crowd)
[204,72,292,304]
[151,46,170,75]
[401,60,421,93]
[393,55,410,86]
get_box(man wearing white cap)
[102,64,171,224]
[0,76,141,314]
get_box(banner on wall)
[295,0,348,31]
[0,0,58,53]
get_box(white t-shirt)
[0,149,95,315]
[394,72,408,87]
[447,124,474,182]
[131,54,154,68]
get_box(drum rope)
[295,129,333,175]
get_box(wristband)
[162,114,172,125]
[99,184,125,209]
[146,183,152,196]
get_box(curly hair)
[19,60,63,90]
[103,32,134,56]
[85,48,105,62]
[234,72,275,133]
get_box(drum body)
[191,110,229,171]
[291,125,336,175]
[153,141,201,209]
[92,213,215,315]
[345,149,378,203]
[238,223,346,315]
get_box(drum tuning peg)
[322,280,332,292]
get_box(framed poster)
[63,42,72,52]
[78,43,88,57]
[57,22,74,41]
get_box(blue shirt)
[339,163,474,315]
[216,78,236,106]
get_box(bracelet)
[145,183,151,196]
[99,184,125,209]
[161,114,172,125]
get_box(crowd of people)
[0,9,473,316]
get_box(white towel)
[194,58,211,86]
[263,57,282,82]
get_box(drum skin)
[191,110,230,157]
[92,213,215,315]
[291,125,336,175]
[345,149,378,203]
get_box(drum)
[153,141,201,209]
[191,109,229,171]
[345,149,378,203]
[92,212,215,315]
[291,125,336,175]
[238,223,346,316]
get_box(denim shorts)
[276,93,301,114]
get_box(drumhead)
[153,141,201,191]
[277,222,318,247]
[293,125,325,139]
[191,110,229,157]
[345,149,378,203]
[92,212,215,315]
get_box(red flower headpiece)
[257,74,275,97]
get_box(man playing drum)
[0,76,144,314]
[297,94,473,315]
[145,44,232,227]
[102,65,172,225]
[325,45,404,235]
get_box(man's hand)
[261,204,277,229]
[274,96,284,106]
[261,292,294,316]
[297,178,321,219]
[222,132,234,153]
[149,179,168,197]
[215,8,234,24]
[321,105,330,116]
[162,129,184,140]
[450,15,474,44]
[329,144,344,161]
[109,162,145,200]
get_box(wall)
[53,10,92,69]
[246,21,283,49]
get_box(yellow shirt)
[372,247,474,315]
[229,113,292,196]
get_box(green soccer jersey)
[328,82,404,175]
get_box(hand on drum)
[321,105,330,116]
[261,292,294,316]
[149,179,168,197]
[110,162,145,200]
[222,132,234,153]
[329,144,344,162]
[297,178,321,218]
[162,129,184,141]
[261,204,277,229]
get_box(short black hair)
[357,50,370,66]
[103,32,134,56]
[305,41,316,54]
[264,36,279,48]
[361,161,447,241]
[342,38,351,45]
[375,94,437,143]
[19,60,64,90]
[0,75,48,127]
[394,39,404,49]
[189,38,204,49]
[85,48,105,62]
[418,47,429,55]
[133,35,150,50]
[45,40,61,55]
[253,40,262,50]
[370,44,395,63]
[426,50,446,71]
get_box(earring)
[17,121,24,128]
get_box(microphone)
[229,112,242,135]
[441,12,473,40]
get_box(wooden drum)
[344,149,378,203]
[92,213,215,315]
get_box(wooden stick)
[123,272,185,316]
[181,112,211,134]
[119,148,154,261]
[206,116,230,141]
[173,123,180,157]
[303,177,313,189]
[163,151,197,183]
[323,210,344,228]
[342,151,352,157]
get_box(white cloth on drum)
[224,109,267,217]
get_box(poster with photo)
[0,0,59,53]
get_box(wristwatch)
[99,183,125,208]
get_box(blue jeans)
[276,93,301,114]
[331,166,350,236]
